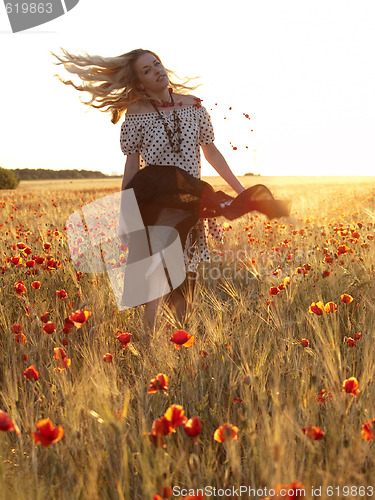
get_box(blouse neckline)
[125,104,200,118]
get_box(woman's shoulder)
[126,100,149,115]
[176,93,199,105]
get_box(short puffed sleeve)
[199,106,215,145]
[120,114,143,155]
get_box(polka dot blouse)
[120,103,224,273]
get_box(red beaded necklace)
[150,88,183,108]
[150,89,182,153]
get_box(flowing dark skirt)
[125,164,291,246]
[123,165,291,303]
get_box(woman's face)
[134,52,169,94]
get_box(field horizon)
[15,174,375,195]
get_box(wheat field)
[1,176,375,500]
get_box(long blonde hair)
[52,48,200,124]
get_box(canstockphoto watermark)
[4,0,79,33]
[191,246,319,282]
[172,485,306,497]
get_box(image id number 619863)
[5,3,53,14]
[326,485,373,496]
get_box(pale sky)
[1,0,374,177]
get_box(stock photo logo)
[66,190,186,311]
[4,0,79,32]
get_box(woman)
[53,48,290,330]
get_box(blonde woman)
[53,48,290,330]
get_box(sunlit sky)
[1,0,375,178]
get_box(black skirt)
[125,165,291,252]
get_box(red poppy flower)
[184,416,202,438]
[324,301,337,313]
[301,338,309,348]
[148,373,168,394]
[361,419,375,441]
[43,321,56,334]
[103,353,113,363]
[322,270,331,278]
[170,330,195,350]
[40,312,49,323]
[54,357,71,372]
[10,255,22,266]
[347,337,356,347]
[15,333,27,344]
[63,317,75,334]
[26,260,35,268]
[342,377,360,396]
[31,418,64,447]
[232,397,242,403]
[308,301,324,315]
[23,365,39,381]
[33,255,45,265]
[295,267,308,276]
[302,425,324,440]
[43,242,51,250]
[0,410,21,436]
[151,416,172,437]
[341,294,354,303]
[354,332,362,340]
[31,281,41,289]
[16,242,26,250]
[56,289,67,299]
[14,280,26,295]
[337,244,351,256]
[269,286,280,296]
[11,323,23,334]
[53,347,71,372]
[324,256,333,264]
[213,423,239,443]
[53,347,67,360]
[116,331,132,348]
[68,309,92,328]
[164,404,187,431]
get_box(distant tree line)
[12,168,113,181]
[244,172,261,176]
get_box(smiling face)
[133,52,169,94]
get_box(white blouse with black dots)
[120,103,224,273]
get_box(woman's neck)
[147,88,171,104]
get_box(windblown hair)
[52,48,200,124]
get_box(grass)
[1,176,375,500]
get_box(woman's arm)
[201,143,245,194]
[121,152,140,190]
